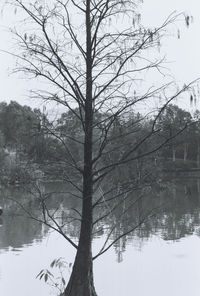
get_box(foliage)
[36,258,72,296]
[0,101,199,182]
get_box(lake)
[0,177,200,296]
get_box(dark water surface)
[0,178,200,296]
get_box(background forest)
[0,100,199,186]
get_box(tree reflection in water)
[0,177,200,261]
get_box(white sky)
[0,0,199,112]
[142,0,200,84]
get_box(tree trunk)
[183,143,188,162]
[64,102,96,296]
[172,146,176,162]
[64,147,97,295]
[64,0,96,294]
[64,205,97,296]
[64,128,95,296]
[64,249,96,296]
[197,142,200,168]
[64,260,97,296]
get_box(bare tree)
[3,0,197,295]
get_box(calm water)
[0,178,200,296]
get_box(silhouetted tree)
[5,1,197,295]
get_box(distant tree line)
[0,101,199,184]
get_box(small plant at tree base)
[36,258,72,296]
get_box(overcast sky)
[0,0,199,112]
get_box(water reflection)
[0,178,200,255]
[100,177,200,261]
[0,178,200,296]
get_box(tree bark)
[64,151,97,295]
[64,201,97,296]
